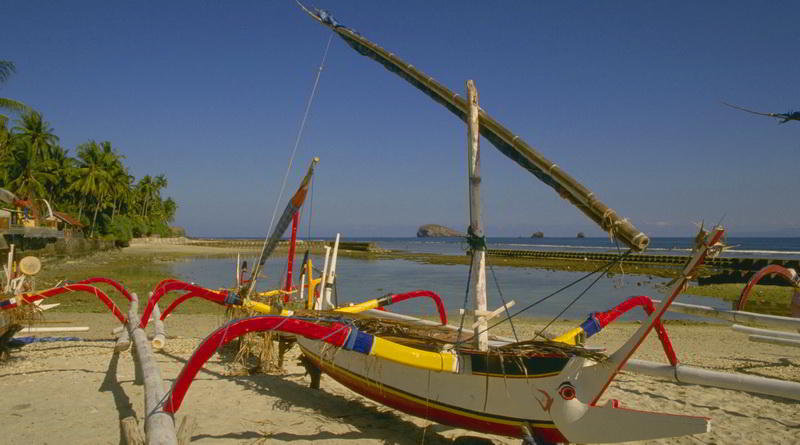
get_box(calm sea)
[169,237,799,322]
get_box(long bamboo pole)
[658,300,800,330]
[302,7,649,251]
[127,293,177,445]
[466,80,488,352]
[624,358,800,401]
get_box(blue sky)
[3,1,798,238]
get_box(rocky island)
[416,224,465,238]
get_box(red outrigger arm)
[0,284,128,324]
[139,277,449,328]
[580,295,678,365]
[164,316,352,413]
[140,281,232,328]
[75,277,133,302]
[373,290,448,326]
[736,264,800,311]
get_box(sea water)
[167,236,787,322]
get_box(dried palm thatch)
[224,295,282,375]
[292,310,608,361]
[0,301,43,360]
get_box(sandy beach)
[1,309,798,445]
[1,243,798,444]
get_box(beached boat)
[156,6,728,444]
[5,6,796,444]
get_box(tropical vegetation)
[1,60,177,243]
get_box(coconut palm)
[44,145,74,202]
[0,61,31,126]
[137,175,154,217]
[6,139,57,203]
[69,141,112,234]
[161,197,177,223]
[0,120,12,185]
[14,111,58,160]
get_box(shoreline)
[121,241,797,315]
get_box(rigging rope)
[257,32,334,290]
[455,257,474,344]
[455,249,633,347]
[488,263,519,342]
[534,250,630,341]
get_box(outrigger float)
[3,5,800,444]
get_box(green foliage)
[1,95,179,243]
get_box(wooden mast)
[466,80,488,352]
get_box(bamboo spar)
[466,80,488,351]
[302,7,650,251]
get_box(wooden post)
[466,80,489,352]
[176,416,197,445]
[121,416,146,445]
[151,303,166,350]
[127,294,177,445]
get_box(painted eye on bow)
[558,382,576,400]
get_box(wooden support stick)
[121,416,146,445]
[466,79,489,352]
[176,416,197,445]
[471,301,515,329]
[127,293,177,445]
[151,303,166,350]
[17,326,89,334]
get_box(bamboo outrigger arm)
[299,4,649,251]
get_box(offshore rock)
[577,232,586,238]
[416,224,465,238]
[531,231,544,238]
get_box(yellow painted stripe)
[242,299,291,316]
[370,336,457,372]
[552,326,584,346]
[335,299,379,313]
[299,344,555,429]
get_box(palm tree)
[69,141,112,235]
[14,111,58,160]
[0,120,12,186]
[137,175,154,217]
[6,139,57,204]
[161,197,177,223]
[44,145,74,202]
[0,61,31,126]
